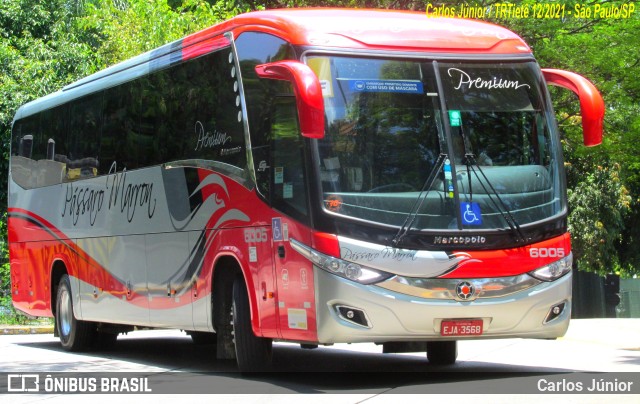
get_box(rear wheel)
[232,275,272,372]
[56,275,94,351]
[426,341,458,365]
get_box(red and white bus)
[8,9,604,371]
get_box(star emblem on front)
[456,281,476,300]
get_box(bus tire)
[232,275,272,372]
[426,341,457,365]
[55,275,94,351]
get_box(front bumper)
[314,267,571,344]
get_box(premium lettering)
[448,68,531,91]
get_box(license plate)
[440,319,483,336]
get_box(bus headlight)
[528,253,573,281]
[290,238,393,285]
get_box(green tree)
[500,1,640,276]
[567,162,631,275]
[0,0,98,211]
[77,0,236,66]
[0,212,11,322]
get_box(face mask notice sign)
[347,79,424,94]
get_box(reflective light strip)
[182,35,231,62]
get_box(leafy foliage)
[497,1,640,275]
[0,212,11,319]
[0,0,98,214]
[77,0,239,66]
[568,163,631,275]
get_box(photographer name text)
[538,377,634,392]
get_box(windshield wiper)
[463,153,527,244]
[456,122,526,244]
[392,153,447,248]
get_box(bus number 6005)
[529,248,565,258]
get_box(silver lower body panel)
[314,268,571,344]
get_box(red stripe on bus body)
[7,209,210,311]
[442,233,571,278]
[181,34,231,62]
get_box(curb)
[2,325,54,335]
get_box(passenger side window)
[11,106,69,189]
[177,47,247,170]
[101,82,139,173]
[271,97,308,219]
[235,31,310,221]
[41,106,68,163]
[68,93,102,180]
[11,41,248,187]
[11,116,39,189]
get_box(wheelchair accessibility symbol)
[461,202,483,225]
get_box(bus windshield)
[310,56,563,231]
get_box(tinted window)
[178,47,246,167]
[11,116,39,188]
[271,97,308,219]
[313,56,562,230]
[102,82,139,173]
[17,116,39,159]
[11,110,68,188]
[41,106,68,163]
[11,42,248,188]
[236,32,295,198]
[68,93,102,180]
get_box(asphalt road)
[1,319,639,403]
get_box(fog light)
[335,305,371,328]
[544,302,566,324]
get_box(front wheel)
[56,275,94,351]
[232,275,272,372]
[426,341,458,365]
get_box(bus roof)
[14,8,531,121]
[218,8,530,53]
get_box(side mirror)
[255,60,325,139]
[542,69,605,147]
